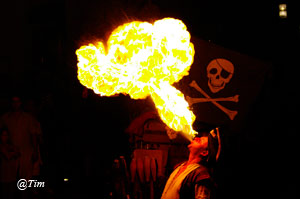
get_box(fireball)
[76,18,197,139]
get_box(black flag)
[177,37,271,133]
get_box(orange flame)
[76,18,197,140]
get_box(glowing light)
[64,178,69,182]
[279,4,287,18]
[279,4,286,11]
[76,18,197,140]
[279,11,287,18]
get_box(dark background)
[0,0,299,198]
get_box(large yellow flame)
[76,18,197,139]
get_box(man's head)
[190,123,222,166]
[188,135,209,158]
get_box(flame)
[76,18,197,140]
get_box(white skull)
[207,58,234,93]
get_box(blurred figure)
[0,96,42,181]
[0,127,20,199]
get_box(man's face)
[188,136,209,156]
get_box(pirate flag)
[177,37,271,133]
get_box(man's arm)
[195,184,211,199]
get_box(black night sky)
[0,0,299,198]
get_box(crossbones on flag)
[177,37,271,133]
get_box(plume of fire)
[76,18,197,140]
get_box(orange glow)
[76,18,197,140]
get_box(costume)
[161,161,213,199]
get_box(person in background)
[0,127,20,199]
[161,126,221,199]
[0,96,42,181]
